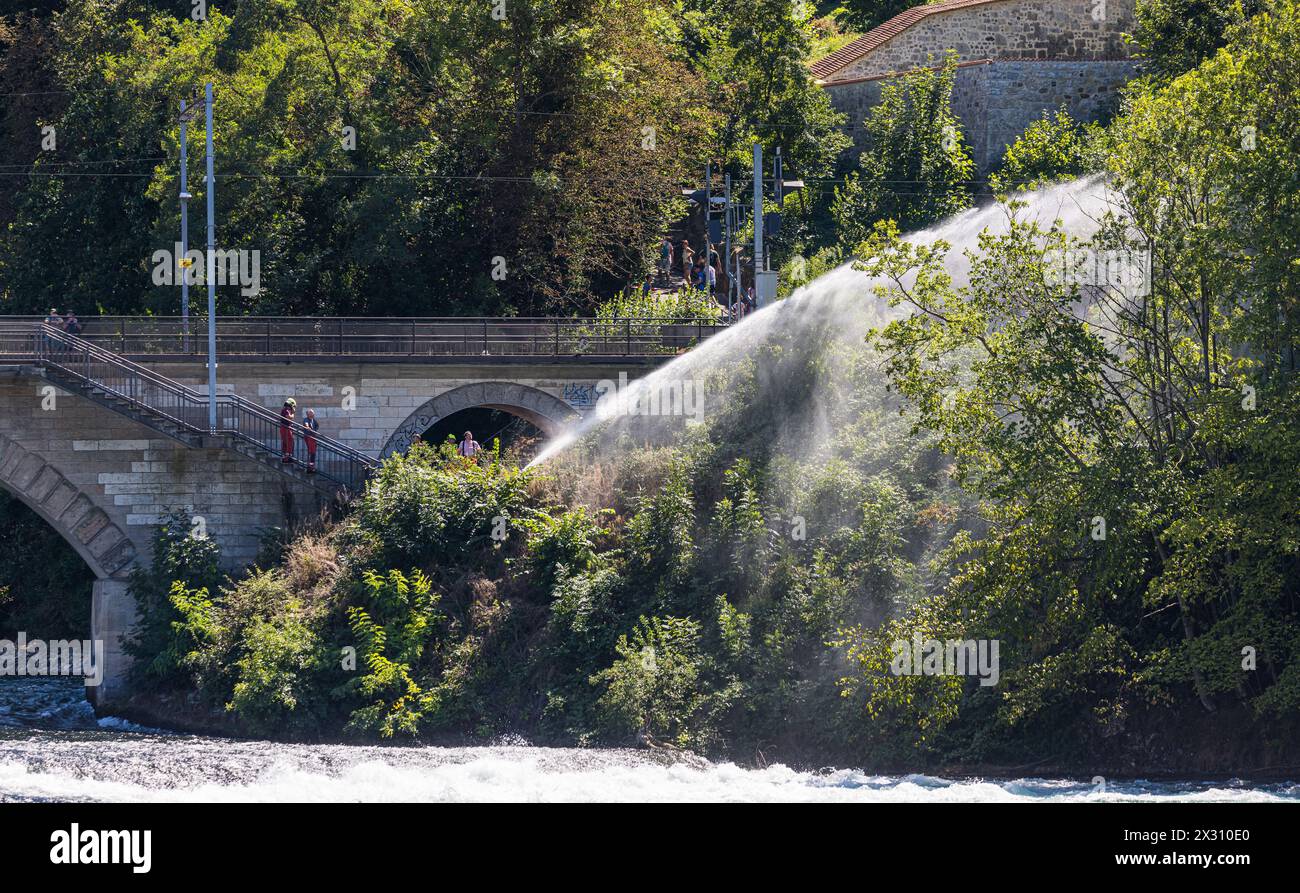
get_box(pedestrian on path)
[658,238,673,284]
[302,408,319,473]
[41,308,63,355]
[279,398,297,463]
[458,430,481,460]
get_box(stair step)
[39,349,365,493]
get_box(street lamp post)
[203,82,217,433]
[177,84,217,427]
[179,99,191,354]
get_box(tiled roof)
[809,0,1012,81]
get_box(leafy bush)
[126,515,223,684]
[988,109,1104,193]
[832,52,974,243]
[350,442,532,568]
[517,506,607,592]
[226,608,325,736]
[344,569,445,738]
[590,615,721,748]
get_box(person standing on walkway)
[458,430,481,460]
[41,308,63,355]
[680,240,694,280]
[63,310,82,336]
[658,238,673,284]
[279,398,297,463]
[302,407,319,473]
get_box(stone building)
[811,0,1142,171]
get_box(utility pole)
[703,161,711,301]
[203,82,218,432]
[178,99,192,353]
[752,142,763,286]
[723,173,732,308]
[752,142,777,309]
[774,147,783,214]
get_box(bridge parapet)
[0,315,726,361]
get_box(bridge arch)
[0,434,136,581]
[0,433,140,706]
[380,382,581,457]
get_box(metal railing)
[27,325,377,491]
[0,315,728,358]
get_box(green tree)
[988,108,1103,193]
[840,0,1300,752]
[1133,0,1263,80]
[839,0,924,32]
[0,0,710,316]
[831,53,973,244]
[677,0,850,181]
[126,514,223,683]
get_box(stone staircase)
[31,325,377,494]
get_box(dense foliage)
[0,0,851,316]
[840,1,1300,762]
[831,54,974,247]
[987,108,1103,194]
[1132,0,1264,81]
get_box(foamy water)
[1,680,1295,803]
[3,739,1297,803]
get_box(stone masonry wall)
[0,370,321,576]
[825,58,1138,171]
[146,361,648,456]
[976,59,1136,167]
[829,0,1136,82]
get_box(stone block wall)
[974,59,1137,168]
[0,370,321,575]
[147,361,643,456]
[825,58,1138,171]
[829,0,1136,82]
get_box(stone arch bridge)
[0,315,721,704]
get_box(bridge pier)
[89,578,137,709]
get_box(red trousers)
[280,425,294,458]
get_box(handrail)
[0,314,725,323]
[32,325,377,490]
[0,314,728,358]
[43,328,376,466]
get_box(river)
[2,678,1296,803]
